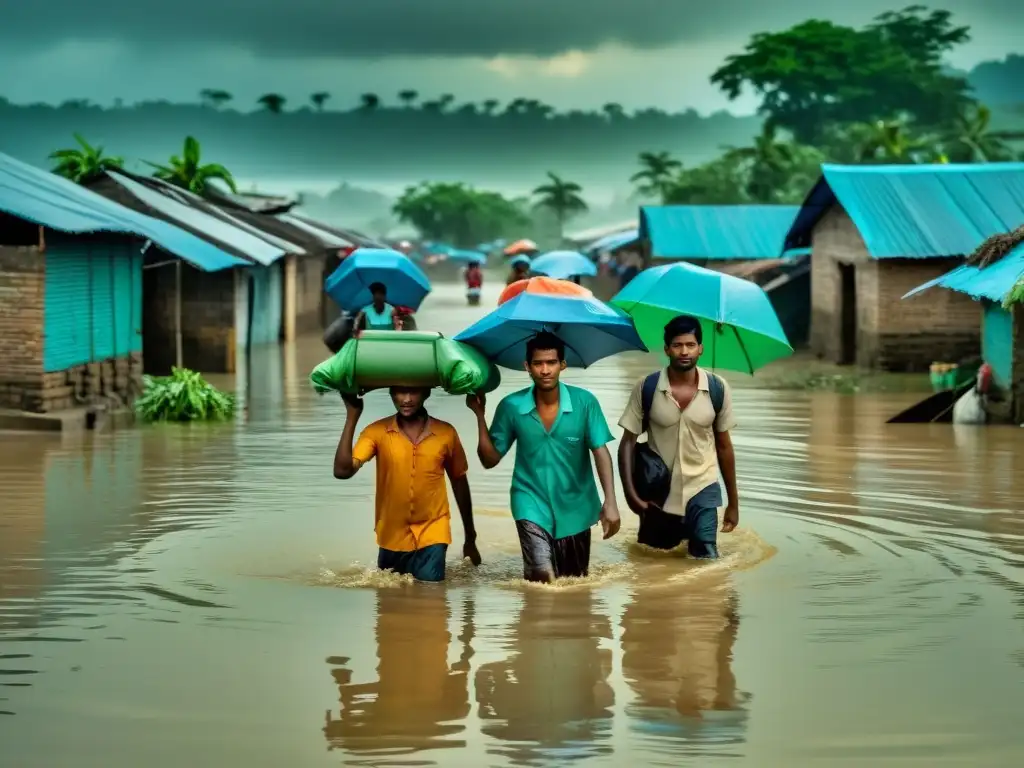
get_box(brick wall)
[142,260,236,375]
[0,246,44,409]
[809,205,981,371]
[35,354,144,413]
[295,254,326,333]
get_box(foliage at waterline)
[135,368,236,423]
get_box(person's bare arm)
[353,311,366,333]
[445,436,481,565]
[333,397,364,479]
[715,430,739,531]
[592,445,621,539]
[466,394,508,469]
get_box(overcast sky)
[1,0,1021,112]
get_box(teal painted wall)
[982,300,1013,389]
[43,237,143,372]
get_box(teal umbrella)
[610,262,792,373]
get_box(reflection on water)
[620,567,748,761]
[476,589,615,765]
[1,280,1023,766]
[324,589,471,763]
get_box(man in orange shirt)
[333,386,481,582]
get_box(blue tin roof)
[904,242,1024,303]
[0,152,247,272]
[640,205,800,260]
[784,163,1024,259]
[585,228,639,254]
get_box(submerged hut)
[784,163,1024,371]
[904,227,1024,423]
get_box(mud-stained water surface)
[1,282,1022,767]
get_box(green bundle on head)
[309,331,500,396]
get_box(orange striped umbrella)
[503,238,539,256]
[498,276,592,305]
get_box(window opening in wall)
[839,262,857,365]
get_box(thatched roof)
[966,224,1024,269]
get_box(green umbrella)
[610,262,792,373]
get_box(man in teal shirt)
[466,332,621,582]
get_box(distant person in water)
[617,314,739,558]
[334,386,481,582]
[507,262,530,285]
[466,332,620,582]
[465,261,483,305]
[354,282,397,332]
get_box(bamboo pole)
[175,260,183,368]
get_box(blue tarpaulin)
[904,242,1024,302]
[640,205,801,260]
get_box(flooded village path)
[1,282,1023,767]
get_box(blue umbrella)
[324,248,432,311]
[508,254,532,268]
[530,250,598,280]
[454,292,647,369]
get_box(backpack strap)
[640,371,660,434]
[706,371,725,416]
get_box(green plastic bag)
[309,330,500,396]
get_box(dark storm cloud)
[4,0,1018,59]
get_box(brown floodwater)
[1,281,1022,767]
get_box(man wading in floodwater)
[617,315,739,558]
[334,387,482,582]
[466,332,621,582]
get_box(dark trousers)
[377,544,448,582]
[638,483,722,558]
[516,520,591,582]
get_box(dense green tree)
[257,93,286,113]
[392,182,528,247]
[146,136,238,194]
[310,92,330,111]
[531,173,588,238]
[359,93,380,111]
[199,89,232,109]
[398,90,418,107]
[50,134,124,183]
[711,6,973,143]
[723,122,802,202]
[940,103,1024,162]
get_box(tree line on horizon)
[42,6,1024,250]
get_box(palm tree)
[310,92,330,111]
[146,136,238,194]
[723,122,798,202]
[630,151,683,201]
[49,134,124,183]
[482,99,500,115]
[200,89,232,109]
[532,173,588,238]
[941,103,1024,162]
[359,93,380,111]
[850,118,937,164]
[257,94,286,113]
[438,93,456,112]
[398,90,418,108]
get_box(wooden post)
[174,260,183,369]
[283,254,297,342]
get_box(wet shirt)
[489,383,614,538]
[362,302,394,330]
[618,367,736,516]
[352,416,469,551]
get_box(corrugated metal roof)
[640,205,801,260]
[278,213,354,248]
[585,228,639,254]
[784,163,1024,259]
[564,219,637,244]
[103,173,287,266]
[903,242,1024,302]
[0,152,247,272]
